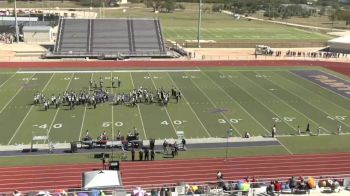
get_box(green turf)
[0,67,349,149]
[102,5,330,42]
[278,135,350,154]
[0,145,288,167]
[1,1,330,42]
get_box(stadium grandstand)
[46,18,169,59]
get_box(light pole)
[225,127,233,161]
[197,0,202,48]
[14,0,19,43]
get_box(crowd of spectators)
[285,50,347,59]
[260,49,348,59]
[0,33,14,44]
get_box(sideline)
[16,69,201,74]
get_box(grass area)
[0,66,349,146]
[103,6,330,42]
[278,134,350,154]
[0,1,81,8]
[0,1,330,42]
[252,13,350,30]
[0,145,288,167]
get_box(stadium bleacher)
[50,18,168,59]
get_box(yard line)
[277,73,350,129]
[223,71,298,133]
[79,73,93,141]
[0,73,35,115]
[129,72,147,140]
[276,139,294,155]
[246,71,331,133]
[110,72,114,139]
[8,73,55,145]
[187,72,242,137]
[201,71,270,135]
[167,73,211,137]
[148,73,177,136]
[47,73,75,140]
[17,70,201,74]
[0,72,16,89]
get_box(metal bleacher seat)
[52,18,167,58]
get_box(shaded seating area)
[49,18,169,59]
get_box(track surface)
[1,153,350,193]
[0,60,349,77]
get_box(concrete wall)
[24,30,52,43]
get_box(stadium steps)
[127,18,136,53]
[87,19,93,53]
[154,19,166,54]
[54,18,64,53]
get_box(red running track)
[0,60,349,76]
[1,153,350,193]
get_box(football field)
[0,66,349,146]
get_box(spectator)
[13,190,20,196]
[289,176,297,193]
[217,171,223,180]
[274,181,281,192]
[244,132,250,138]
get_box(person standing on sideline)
[306,123,311,135]
[317,126,321,136]
[150,149,155,160]
[131,148,135,161]
[337,125,342,135]
[272,125,277,138]
[297,125,301,135]
[102,153,106,169]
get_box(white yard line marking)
[167,73,211,137]
[0,72,16,89]
[79,73,93,141]
[129,72,147,140]
[17,70,201,74]
[201,71,270,135]
[8,73,55,145]
[110,72,114,139]
[250,72,330,133]
[276,139,294,155]
[259,72,331,133]
[188,72,242,137]
[47,73,75,140]
[225,72,298,133]
[283,72,350,129]
[149,73,177,136]
[0,73,35,115]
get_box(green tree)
[164,0,175,12]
